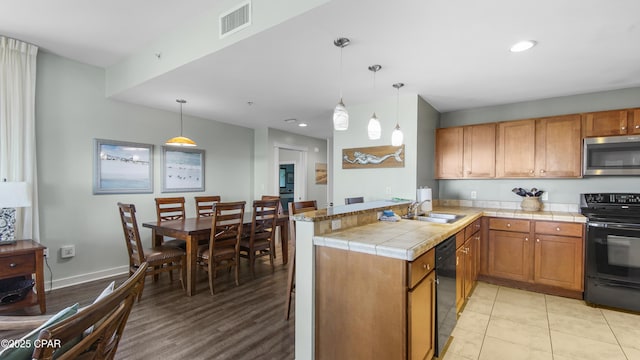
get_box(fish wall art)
[342,145,405,169]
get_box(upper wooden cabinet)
[582,109,639,137]
[496,115,581,178]
[435,123,495,179]
[535,114,582,178]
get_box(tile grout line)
[600,308,630,360]
[544,294,556,360]
[474,284,500,360]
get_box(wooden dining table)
[142,215,289,296]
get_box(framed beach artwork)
[161,146,205,193]
[93,139,154,194]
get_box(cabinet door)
[630,109,640,135]
[582,110,628,137]
[496,119,536,177]
[463,239,474,300]
[463,123,496,178]
[455,247,465,313]
[488,230,531,282]
[535,115,582,178]
[435,127,464,179]
[473,234,481,282]
[533,234,584,291]
[408,271,436,360]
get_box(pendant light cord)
[395,87,400,127]
[180,101,184,136]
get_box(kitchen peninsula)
[292,200,586,360]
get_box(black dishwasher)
[435,235,457,357]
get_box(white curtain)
[0,36,39,241]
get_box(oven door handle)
[596,279,640,291]
[588,221,640,231]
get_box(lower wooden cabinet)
[408,270,436,360]
[456,219,481,313]
[484,218,584,297]
[316,246,436,360]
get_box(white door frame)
[273,143,307,202]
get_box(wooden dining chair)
[194,195,221,217]
[197,201,246,295]
[261,195,284,260]
[345,196,364,205]
[285,200,317,320]
[118,203,185,300]
[31,263,148,360]
[239,199,279,278]
[154,197,187,249]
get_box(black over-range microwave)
[583,135,640,175]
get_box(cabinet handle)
[507,223,511,227]
[556,227,561,231]
[9,263,17,268]
[636,125,640,129]
[536,238,540,243]
[456,257,459,266]
[540,169,546,174]
[525,237,529,241]
[529,170,534,174]
[423,263,430,271]
[622,126,626,130]
[475,223,480,229]
[475,236,480,240]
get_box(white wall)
[36,51,255,288]
[333,94,419,203]
[438,87,640,204]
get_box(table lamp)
[0,181,32,244]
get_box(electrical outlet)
[541,192,549,201]
[61,245,75,258]
[385,186,392,195]
[470,191,477,199]
[331,219,342,230]
[43,248,49,257]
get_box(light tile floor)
[441,282,640,360]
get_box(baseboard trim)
[46,265,129,291]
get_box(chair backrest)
[32,262,148,360]
[118,203,146,271]
[210,201,246,252]
[287,200,318,244]
[195,196,221,217]
[261,195,284,215]
[345,196,364,205]
[154,197,186,221]
[249,199,280,245]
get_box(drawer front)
[489,218,530,233]
[535,221,583,237]
[455,231,465,249]
[464,219,481,239]
[409,248,435,289]
[0,254,35,278]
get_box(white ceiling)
[3,0,640,139]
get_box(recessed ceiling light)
[510,40,537,53]
[298,123,308,127]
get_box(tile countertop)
[312,206,586,261]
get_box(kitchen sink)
[412,212,466,224]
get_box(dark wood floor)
[1,252,295,359]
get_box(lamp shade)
[165,136,197,147]
[367,113,381,140]
[333,99,349,131]
[0,182,31,208]
[391,125,404,146]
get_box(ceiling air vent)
[220,1,251,38]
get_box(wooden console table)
[0,240,46,314]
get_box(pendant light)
[333,37,350,131]
[166,99,196,147]
[391,83,404,146]
[367,64,382,140]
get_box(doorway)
[274,144,307,214]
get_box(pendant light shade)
[166,99,196,147]
[333,37,350,131]
[333,98,349,131]
[367,64,382,140]
[391,83,404,146]
[368,113,381,140]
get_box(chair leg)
[285,248,295,320]
[138,274,147,302]
[180,258,186,291]
[269,241,275,272]
[234,254,240,286]
[249,251,255,278]
[208,260,215,296]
